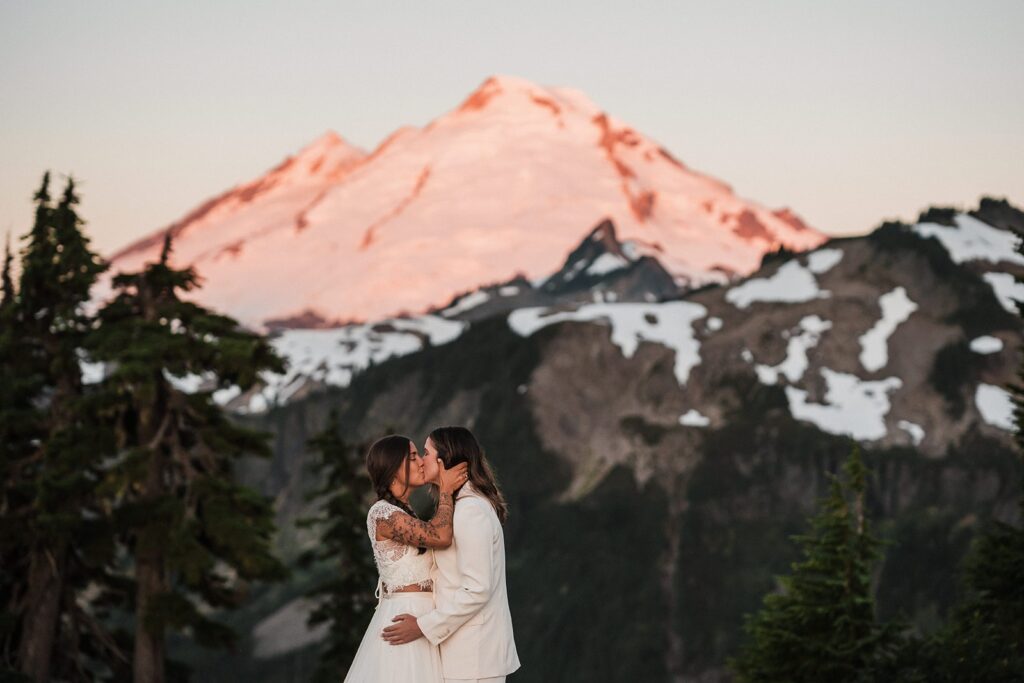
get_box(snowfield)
[509,301,708,386]
[103,75,824,329]
[910,212,1023,317]
[975,383,1015,431]
[858,287,918,372]
[982,272,1024,314]
[85,315,467,415]
[243,315,466,411]
[913,214,1024,266]
[785,369,903,441]
[724,248,841,309]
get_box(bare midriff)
[386,582,433,593]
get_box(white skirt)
[344,592,443,683]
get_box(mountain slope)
[171,199,1024,682]
[105,75,825,328]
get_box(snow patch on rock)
[858,287,918,372]
[679,409,710,427]
[116,315,467,414]
[586,252,630,276]
[913,214,1024,266]
[897,419,925,446]
[982,272,1024,314]
[805,247,844,274]
[508,301,707,386]
[264,315,464,403]
[755,315,832,384]
[441,290,491,317]
[725,259,831,309]
[785,368,902,440]
[976,383,1015,431]
[969,335,1003,354]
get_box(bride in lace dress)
[344,434,469,682]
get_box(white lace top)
[366,500,434,600]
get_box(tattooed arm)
[376,460,467,549]
[377,492,456,548]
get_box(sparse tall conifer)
[296,411,377,682]
[4,174,111,682]
[88,234,288,683]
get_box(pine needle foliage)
[296,411,377,682]
[87,233,288,681]
[730,446,898,683]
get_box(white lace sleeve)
[367,500,398,538]
[367,501,408,563]
[365,500,434,598]
[367,500,400,542]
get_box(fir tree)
[729,446,897,683]
[903,234,1024,682]
[88,234,288,683]
[0,217,32,680]
[2,174,113,682]
[296,411,377,682]
[1,234,14,310]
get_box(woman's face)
[396,440,427,488]
[421,437,441,484]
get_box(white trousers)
[444,678,505,683]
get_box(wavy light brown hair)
[428,426,508,524]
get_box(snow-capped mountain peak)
[104,75,827,329]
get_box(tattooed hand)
[376,465,462,549]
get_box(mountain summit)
[106,75,826,328]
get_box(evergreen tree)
[729,446,897,683]
[0,214,32,681]
[911,523,1024,681]
[296,411,377,682]
[901,234,1024,682]
[1,234,14,309]
[1,174,113,682]
[88,234,288,683]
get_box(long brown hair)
[429,426,508,524]
[365,434,418,518]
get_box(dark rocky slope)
[181,201,1024,682]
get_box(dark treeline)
[729,224,1024,682]
[0,173,357,683]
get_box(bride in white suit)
[383,427,521,683]
[344,434,469,683]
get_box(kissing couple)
[344,426,520,682]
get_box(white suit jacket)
[417,483,520,679]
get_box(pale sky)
[2,0,1022,255]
